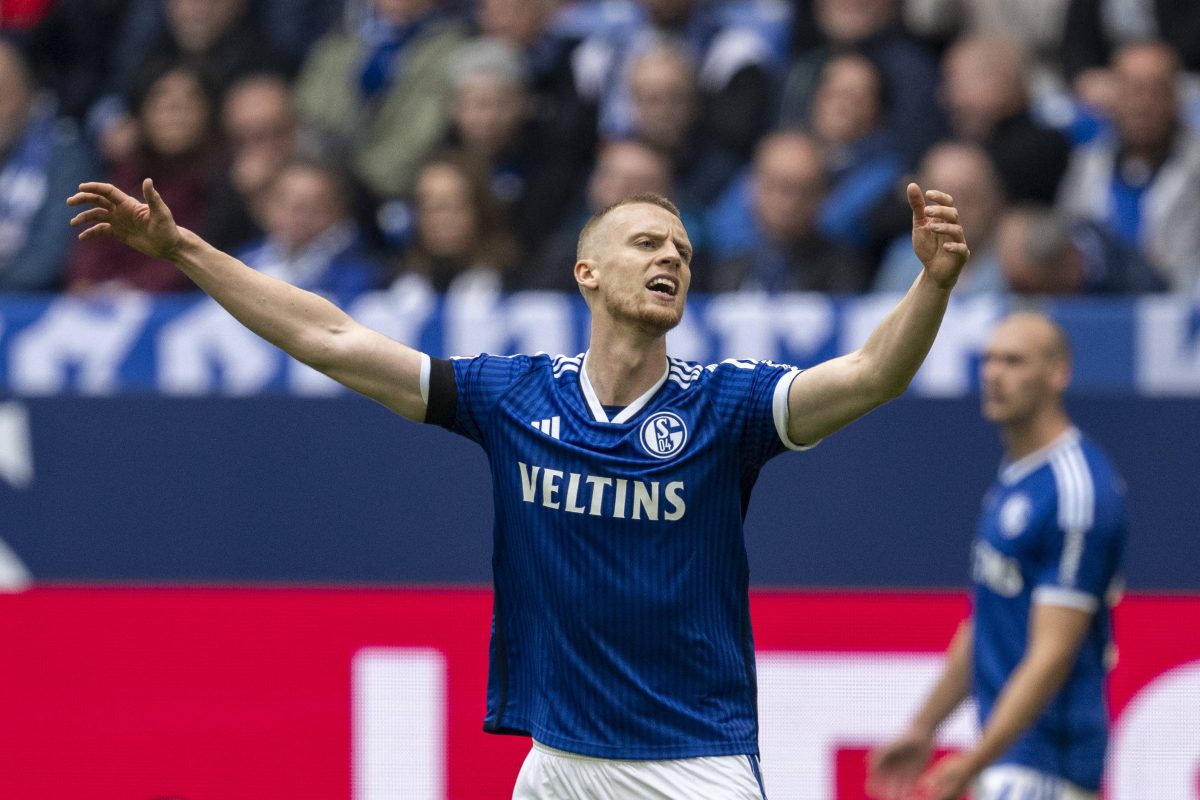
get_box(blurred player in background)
[67,176,967,798]
[868,312,1127,800]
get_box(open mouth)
[645,275,678,299]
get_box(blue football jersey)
[443,351,805,759]
[971,427,1127,790]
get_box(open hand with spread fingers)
[908,182,970,289]
[67,178,185,262]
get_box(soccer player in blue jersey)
[867,312,1127,800]
[68,177,969,798]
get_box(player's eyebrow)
[629,229,693,261]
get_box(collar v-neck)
[1000,427,1080,485]
[578,350,669,424]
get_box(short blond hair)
[576,192,681,261]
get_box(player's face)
[589,203,692,336]
[979,320,1059,426]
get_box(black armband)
[424,357,458,429]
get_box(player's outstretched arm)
[866,620,973,800]
[68,179,427,421]
[785,183,969,445]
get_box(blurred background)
[0,0,1198,798]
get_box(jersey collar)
[1000,426,1081,485]
[579,350,669,424]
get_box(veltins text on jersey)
[517,462,686,521]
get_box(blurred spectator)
[780,0,946,166]
[395,152,519,292]
[0,39,95,291]
[625,42,743,204]
[1057,40,1200,293]
[474,0,595,154]
[995,205,1167,295]
[520,138,689,291]
[1061,0,1200,113]
[707,53,903,258]
[295,0,468,199]
[68,64,220,293]
[235,158,385,300]
[96,0,290,164]
[444,38,587,253]
[571,0,786,161]
[207,73,303,251]
[873,140,1007,294]
[902,0,1070,93]
[702,131,872,293]
[26,0,132,122]
[940,34,1071,203]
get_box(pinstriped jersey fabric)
[971,428,1128,790]
[448,351,802,759]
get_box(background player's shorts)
[512,741,767,799]
[977,764,1098,800]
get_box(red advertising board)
[0,588,1196,799]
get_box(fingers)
[924,189,954,207]
[907,182,925,220]
[66,191,115,210]
[76,222,113,241]
[69,207,109,227]
[922,204,959,224]
[143,177,167,213]
[77,182,130,205]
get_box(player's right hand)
[67,178,185,262]
[865,729,934,800]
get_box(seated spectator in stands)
[939,34,1071,203]
[781,0,946,166]
[1061,0,1200,117]
[95,0,290,165]
[624,42,744,204]
[68,64,220,293]
[874,140,1007,294]
[207,73,304,251]
[713,52,903,259]
[903,0,1070,92]
[702,131,872,294]
[444,38,587,254]
[234,159,385,301]
[295,0,468,199]
[570,0,785,163]
[996,205,1167,295]
[474,0,596,175]
[520,138,692,291]
[1057,40,1200,293]
[0,39,94,292]
[394,153,520,293]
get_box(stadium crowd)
[3,0,1200,299]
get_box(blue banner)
[3,291,1200,396]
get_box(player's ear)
[575,259,599,290]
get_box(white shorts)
[976,764,1099,800]
[512,741,767,799]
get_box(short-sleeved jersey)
[971,427,1127,791]
[441,351,804,759]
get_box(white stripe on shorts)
[512,741,766,800]
[977,764,1099,800]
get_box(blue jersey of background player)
[869,313,1127,800]
[69,178,970,798]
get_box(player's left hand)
[908,183,969,290]
[915,752,975,800]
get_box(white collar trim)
[579,350,669,424]
[1001,427,1081,485]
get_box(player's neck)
[1002,408,1073,461]
[584,329,669,407]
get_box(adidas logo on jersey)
[531,416,561,439]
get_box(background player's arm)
[68,180,426,421]
[916,604,1093,800]
[866,620,973,799]
[785,184,968,445]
